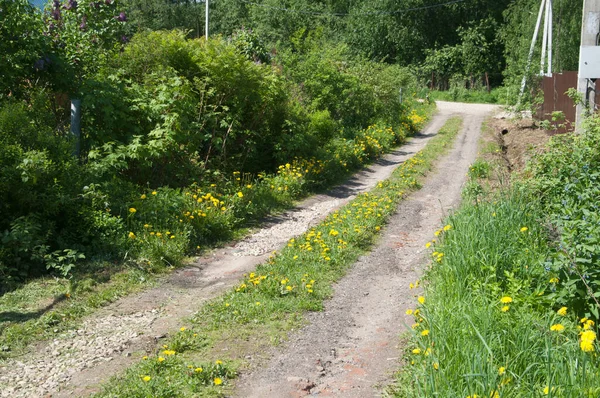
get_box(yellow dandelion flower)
[443,224,452,231]
[163,350,176,356]
[152,191,157,195]
[500,296,513,304]
[158,356,165,362]
[142,356,148,360]
[425,242,431,248]
[433,362,439,370]
[213,377,223,385]
[215,360,223,365]
[550,324,565,332]
[418,296,425,304]
[129,207,136,213]
[520,227,528,232]
[421,329,430,336]
[412,348,421,354]
[557,307,567,316]
[195,367,203,372]
[237,191,243,198]
[142,375,151,382]
[501,306,510,312]
[128,231,136,239]
[140,194,147,199]
[406,309,413,315]
[498,366,505,376]
[584,320,595,330]
[580,330,596,352]
[543,386,556,395]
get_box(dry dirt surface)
[0,102,495,398]
[233,101,499,398]
[487,114,555,173]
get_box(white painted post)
[70,99,81,158]
[205,0,209,39]
[541,0,550,74]
[547,0,553,76]
[518,0,546,105]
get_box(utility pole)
[576,0,600,131]
[205,0,209,39]
[518,0,553,106]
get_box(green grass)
[93,117,464,397]
[429,87,512,105]
[391,118,600,397]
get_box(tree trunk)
[485,72,491,93]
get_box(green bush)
[524,115,600,318]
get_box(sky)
[30,0,46,8]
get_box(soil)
[0,102,498,398]
[486,115,556,174]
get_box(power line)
[238,0,473,17]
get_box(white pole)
[205,0,209,39]
[519,0,547,102]
[541,0,550,75]
[547,0,553,76]
[576,0,600,131]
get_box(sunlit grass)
[392,124,600,397]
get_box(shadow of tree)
[0,294,67,325]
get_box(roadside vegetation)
[1,0,432,359]
[393,116,600,397]
[93,117,463,397]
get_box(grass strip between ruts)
[94,116,464,398]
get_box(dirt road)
[232,101,498,397]
[0,102,497,398]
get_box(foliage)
[523,115,600,318]
[39,0,129,95]
[0,0,46,98]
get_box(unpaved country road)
[0,102,483,398]
[233,101,499,398]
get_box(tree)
[0,0,45,98]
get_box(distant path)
[232,101,499,397]
[0,102,497,398]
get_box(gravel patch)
[0,311,159,398]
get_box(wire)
[238,0,473,17]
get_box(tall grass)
[393,118,600,397]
